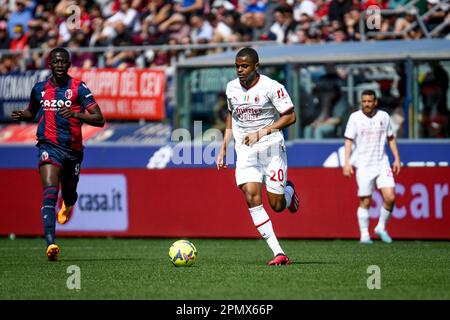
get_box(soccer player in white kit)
[343,90,401,244]
[216,47,299,266]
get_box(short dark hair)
[49,47,70,61]
[236,47,259,64]
[361,89,377,99]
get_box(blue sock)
[42,186,58,246]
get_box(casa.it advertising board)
[0,168,448,239]
[69,68,166,121]
[55,174,128,232]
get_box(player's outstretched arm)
[343,138,354,177]
[216,111,232,170]
[388,136,401,175]
[59,104,105,127]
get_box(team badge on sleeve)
[41,151,49,161]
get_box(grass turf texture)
[1,238,449,299]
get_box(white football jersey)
[226,74,294,146]
[344,109,394,169]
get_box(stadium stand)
[0,0,448,72]
[0,0,449,140]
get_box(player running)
[216,47,299,266]
[11,47,105,261]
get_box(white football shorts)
[235,138,287,195]
[356,165,395,197]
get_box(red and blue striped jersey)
[27,76,97,152]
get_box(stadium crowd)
[0,0,449,72]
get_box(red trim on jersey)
[43,81,58,145]
[240,74,260,90]
[255,219,270,229]
[69,79,83,151]
[85,102,97,110]
[280,106,294,115]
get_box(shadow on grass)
[291,261,338,265]
[59,257,146,262]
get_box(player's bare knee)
[244,193,262,207]
[271,202,285,213]
[384,194,396,207]
[268,196,285,212]
[359,197,371,209]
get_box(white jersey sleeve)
[344,113,356,140]
[267,81,294,115]
[387,116,394,138]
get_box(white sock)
[249,205,284,256]
[284,185,294,208]
[376,206,391,231]
[357,207,370,239]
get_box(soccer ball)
[168,240,197,267]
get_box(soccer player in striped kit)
[11,48,105,261]
[216,47,299,266]
[343,90,401,244]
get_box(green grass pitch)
[1,238,449,299]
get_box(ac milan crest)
[254,95,260,104]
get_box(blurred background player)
[343,89,401,244]
[11,47,105,261]
[216,47,299,266]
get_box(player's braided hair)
[236,47,259,64]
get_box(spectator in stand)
[10,24,29,51]
[373,13,398,40]
[0,20,11,50]
[394,6,422,39]
[140,0,174,44]
[0,55,20,74]
[269,6,291,43]
[27,19,47,49]
[293,0,316,23]
[105,22,138,69]
[173,0,205,20]
[25,19,48,70]
[315,0,330,22]
[343,8,360,40]
[240,0,268,38]
[328,0,355,28]
[304,64,349,138]
[7,0,35,38]
[95,0,116,18]
[67,38,96,68]
[208,12,233,51]
[361,0,388,11]
[223,10,253,41]
[423,0,450,35]
[101,0,140,44]
[419,62,450,138]
[211,0,236,17]
[188,13,213,56]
